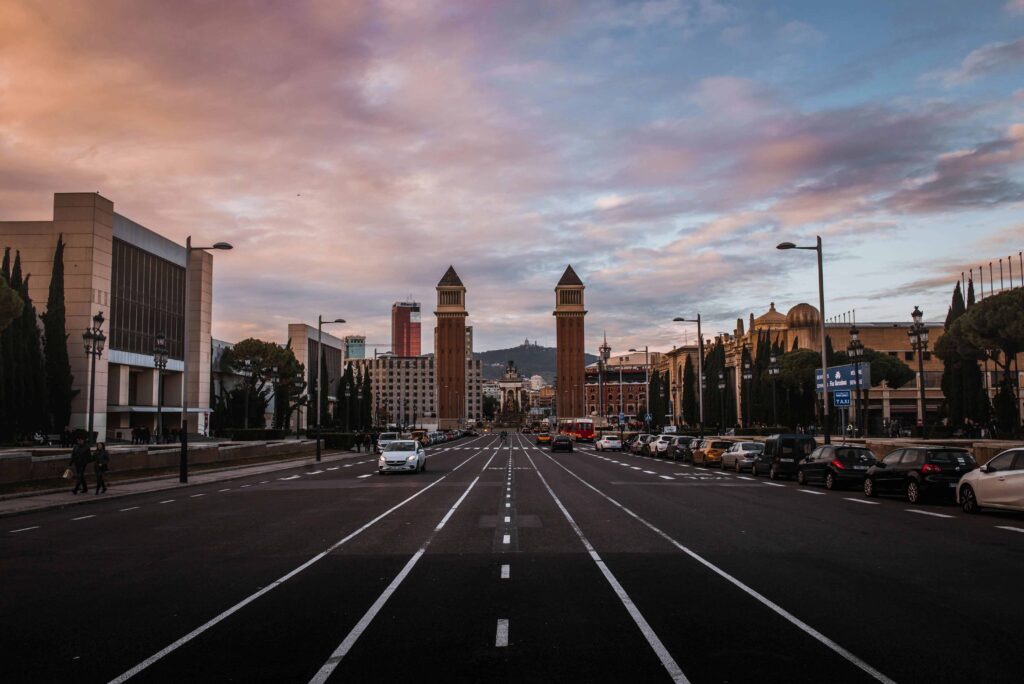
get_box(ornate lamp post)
[768,353,781,427]
[357,387,364,432]
[908,306,929,437]
[847,326,865,437]
[293,370,307,439]
[82,311,106,445]
[671,385,678,426]
[153,331,169,443]
[742,355,753,429]
[717,371,726,432]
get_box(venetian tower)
[554,265,586,419]
[435,266,467,429]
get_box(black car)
[797,445,877,490]
[666,436,694,462]
[551,435,574,453]
[752,434,816,479]
[864,447,977,503]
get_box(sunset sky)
[2,0,1022,355]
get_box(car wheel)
[825,472,836,491]
[960,484,978,514]
[735,461,742,473]
[769,466,777,480]
[864,477,876,497]
[906,480,921,504]
[751,464,758,477]
[797,470,807,485]
[420,458,427,473]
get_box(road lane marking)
[501,564,510,579]
[307,471,323,475]
[9,526,39,533]
[159,500,175,504]
[342,464,353,467]
[844,497,879,505]
[659,475,675,480]
[738,476,754,481]
[190,494,205,498]
[796,489,825,496]
[996,525,1024,533]
[240,484,251,488]
[905,509,954,519]
[504,516,511,523]
[72,515,95,521]
[495,619,509,647]
[522,448,688,684]
[505,502,510,508]
[502,534,511,544]
[357,473,373,479]
[643,470,656,474]
[110,443,489,684]
[218,488,231,492]
[307,451,495,684]
[534,445,895,684]
[631,466,642,470]
[279,475,300,481]
[327,466,339,471]
[763,482,785,487]
[119,507,140,512]
[260,480,270,484]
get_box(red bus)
[558,418,595,442]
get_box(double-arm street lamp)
[153,332,169,443]
[314,315,345,462]
[717,371,726,432]
[673,315,704,433]
[908,307,929,437]
[742,354,753,429]
[768,353,781,427]
[180,237,232,483]
[82,311,106,445]
[847,326,865,436]
[777,237,830,444]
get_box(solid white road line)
[10,526,39,533]
[535,446,896,684]
[796,489,825,496]
[905,509,954,519]
[522,449,688,683]
[307,453,494,684]
[844,497,879,505]
[119,507,140,512]
[495,619,509,647]
[111,450,483,684]
[501,564,510,579]
[995,525,1024,533]
[72,515,95,521]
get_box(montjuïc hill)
[475,339,598,383]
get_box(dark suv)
[863,446,977,503]
[752,434,816,479]
[797,445,877,490]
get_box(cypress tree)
[682,354,696,426]
[940,282,967,427]
[42,235,76,432]
[962,279,989,424]
[13,263,48,438]
[362,367,372,429]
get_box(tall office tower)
[391,301,421,357]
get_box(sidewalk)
[0,448,376,518]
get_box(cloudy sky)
[2,0,1022,355]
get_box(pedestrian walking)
[69,436,92,495]
[363,432,372,454]
[354,431,362,453]
[93,442,110,494]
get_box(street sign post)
[815,363,871,392]
[833,390,851,407]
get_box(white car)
[650,434,673,456]
[596,435,622,451]
[957,448,1024,513]
[378,440,427,474]
[722,442,765,472]
[377,432,400,451]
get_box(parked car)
[690,438,708,464]
[864,446,977,503]
[753,434,817,479]
[695,440,733,467]
[378,440,427,474]
[958,448,1024,513]
[536,432,552,445]
[596,435,623,451]
[551,435,574,453]
[667,436,694,462]
[797,445,877,490]
[631,434,655,454]
[722,442,764,472]
[650,434,674,457]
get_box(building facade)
[355,353,482,429]
[554,265,586,419]
[287,323,344,431]
[343,334,366,360]
[585,350,663,424]
[0,192,217,439]
[391,301,421,357]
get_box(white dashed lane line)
[159,499,175,504]
[495,619,510,647]
[190,494,205,498]
[119,506,140,512]
[71,515,95,521]
[844,497,879,505]
[357,473,373,479]
[763,483,785,488]
[279,475,300,481]
[500,564,510,579]
[905,509,954,519]
[996,525,1024,534]
[796,489,826,496]
[218,488,231,492]
[9,526,39,533]
[659,475,675,480]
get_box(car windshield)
[384,442,416,451]
[711,441,731,449]
[740,443,762,450]
[928,450,976,466]
[380,433,398,441]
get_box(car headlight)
[407,455,418,462]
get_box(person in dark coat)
[93,443,110,494]
[363,432,372,453]
[69,437,92,494]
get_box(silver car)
[378,440,427,474]
[722,441,764,472]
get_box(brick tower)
[435,266,467,429]
[554,265,586,419]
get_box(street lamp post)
[82,311,106,445]
[344,385,352,433]
[293,371,306,439]
[673,315,704,433]
[180,237,232,483]
[742,355,753,429]
[908,307,929,437]
[777,236,831,444]
[847,326,865,437]
[717,371,726,433]
[768,353,780,427]
[671,385,678,426]
[153,332,169,443]
[242,359,252,430]
[629,347,650,429]
[314,315,345,462]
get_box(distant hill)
[475,341,598,383]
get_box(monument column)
[554,265,586,420]
[435,266,467,429]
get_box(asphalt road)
[4,432,1023,683]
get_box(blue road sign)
[815,363,871,392]
[619,412,626,423]
[645,413,652,422]
[833,390,852,407]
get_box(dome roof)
[753,302,787,328]
[786,303,820,328]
